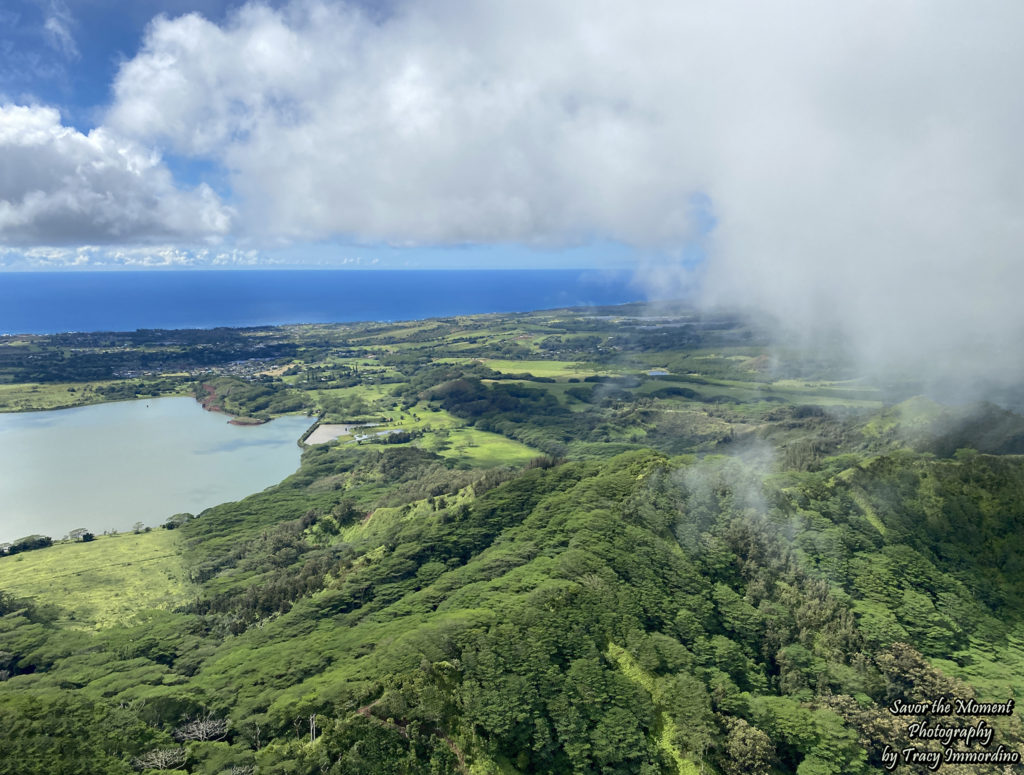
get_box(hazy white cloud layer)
[42,0,79,60]
[0,244,262,268]
[0,104,232,245]
[99,0,1024,382]
[4,1,1024,387]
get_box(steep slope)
[5,447,1024,774]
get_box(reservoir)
[0,397,312,544]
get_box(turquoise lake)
[0,398,312,543]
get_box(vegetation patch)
[2,306,1023,774]
[436,358,615,379]
[0,530,192,628]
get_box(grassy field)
[0,530,192,628]
[436,358,618,379]
[309,403,464,442]
[0,380,191,413]
[0,382,88,411]
[313,403,541,468]
[632,374,885,409]
[393,403,463,431]
[432,427,540,468]
[307,384,396,406]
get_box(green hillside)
[2,307,1023,774]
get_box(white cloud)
[0,243,265,268]
[42,1,78,60]
[13,1,1024,388]
[106,1,711,247]
[0,104,233,245]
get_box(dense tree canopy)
[2,308,1023,773]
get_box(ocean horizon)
[0,269,647,335]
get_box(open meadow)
[0,530,191,628]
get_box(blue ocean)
[0,270,644,334]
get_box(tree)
[719,717,775,775]
[8,535,52,554]
[132,747,187,770]
[174,713,228,742]
[163,513,193,530]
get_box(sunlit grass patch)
[435,358,616,379]
[343,406,539,468]
[0,530,193,628]
[0,380,189,413]
[310,383,394,404]
[432,427,540,468]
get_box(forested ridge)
[2,307,1023,774]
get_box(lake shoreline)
[0,397,313,543]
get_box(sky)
[0,0,707,271]
[2,1,1024,389]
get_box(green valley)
[2,305,1023,774]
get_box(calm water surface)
[0,397,312,543]
[0,270,642,334]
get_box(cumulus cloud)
[0,243,264,268]
[98,0,1024,389]
[0,104,233,245]
[2,0,1019,390]
[106,1,710,246]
